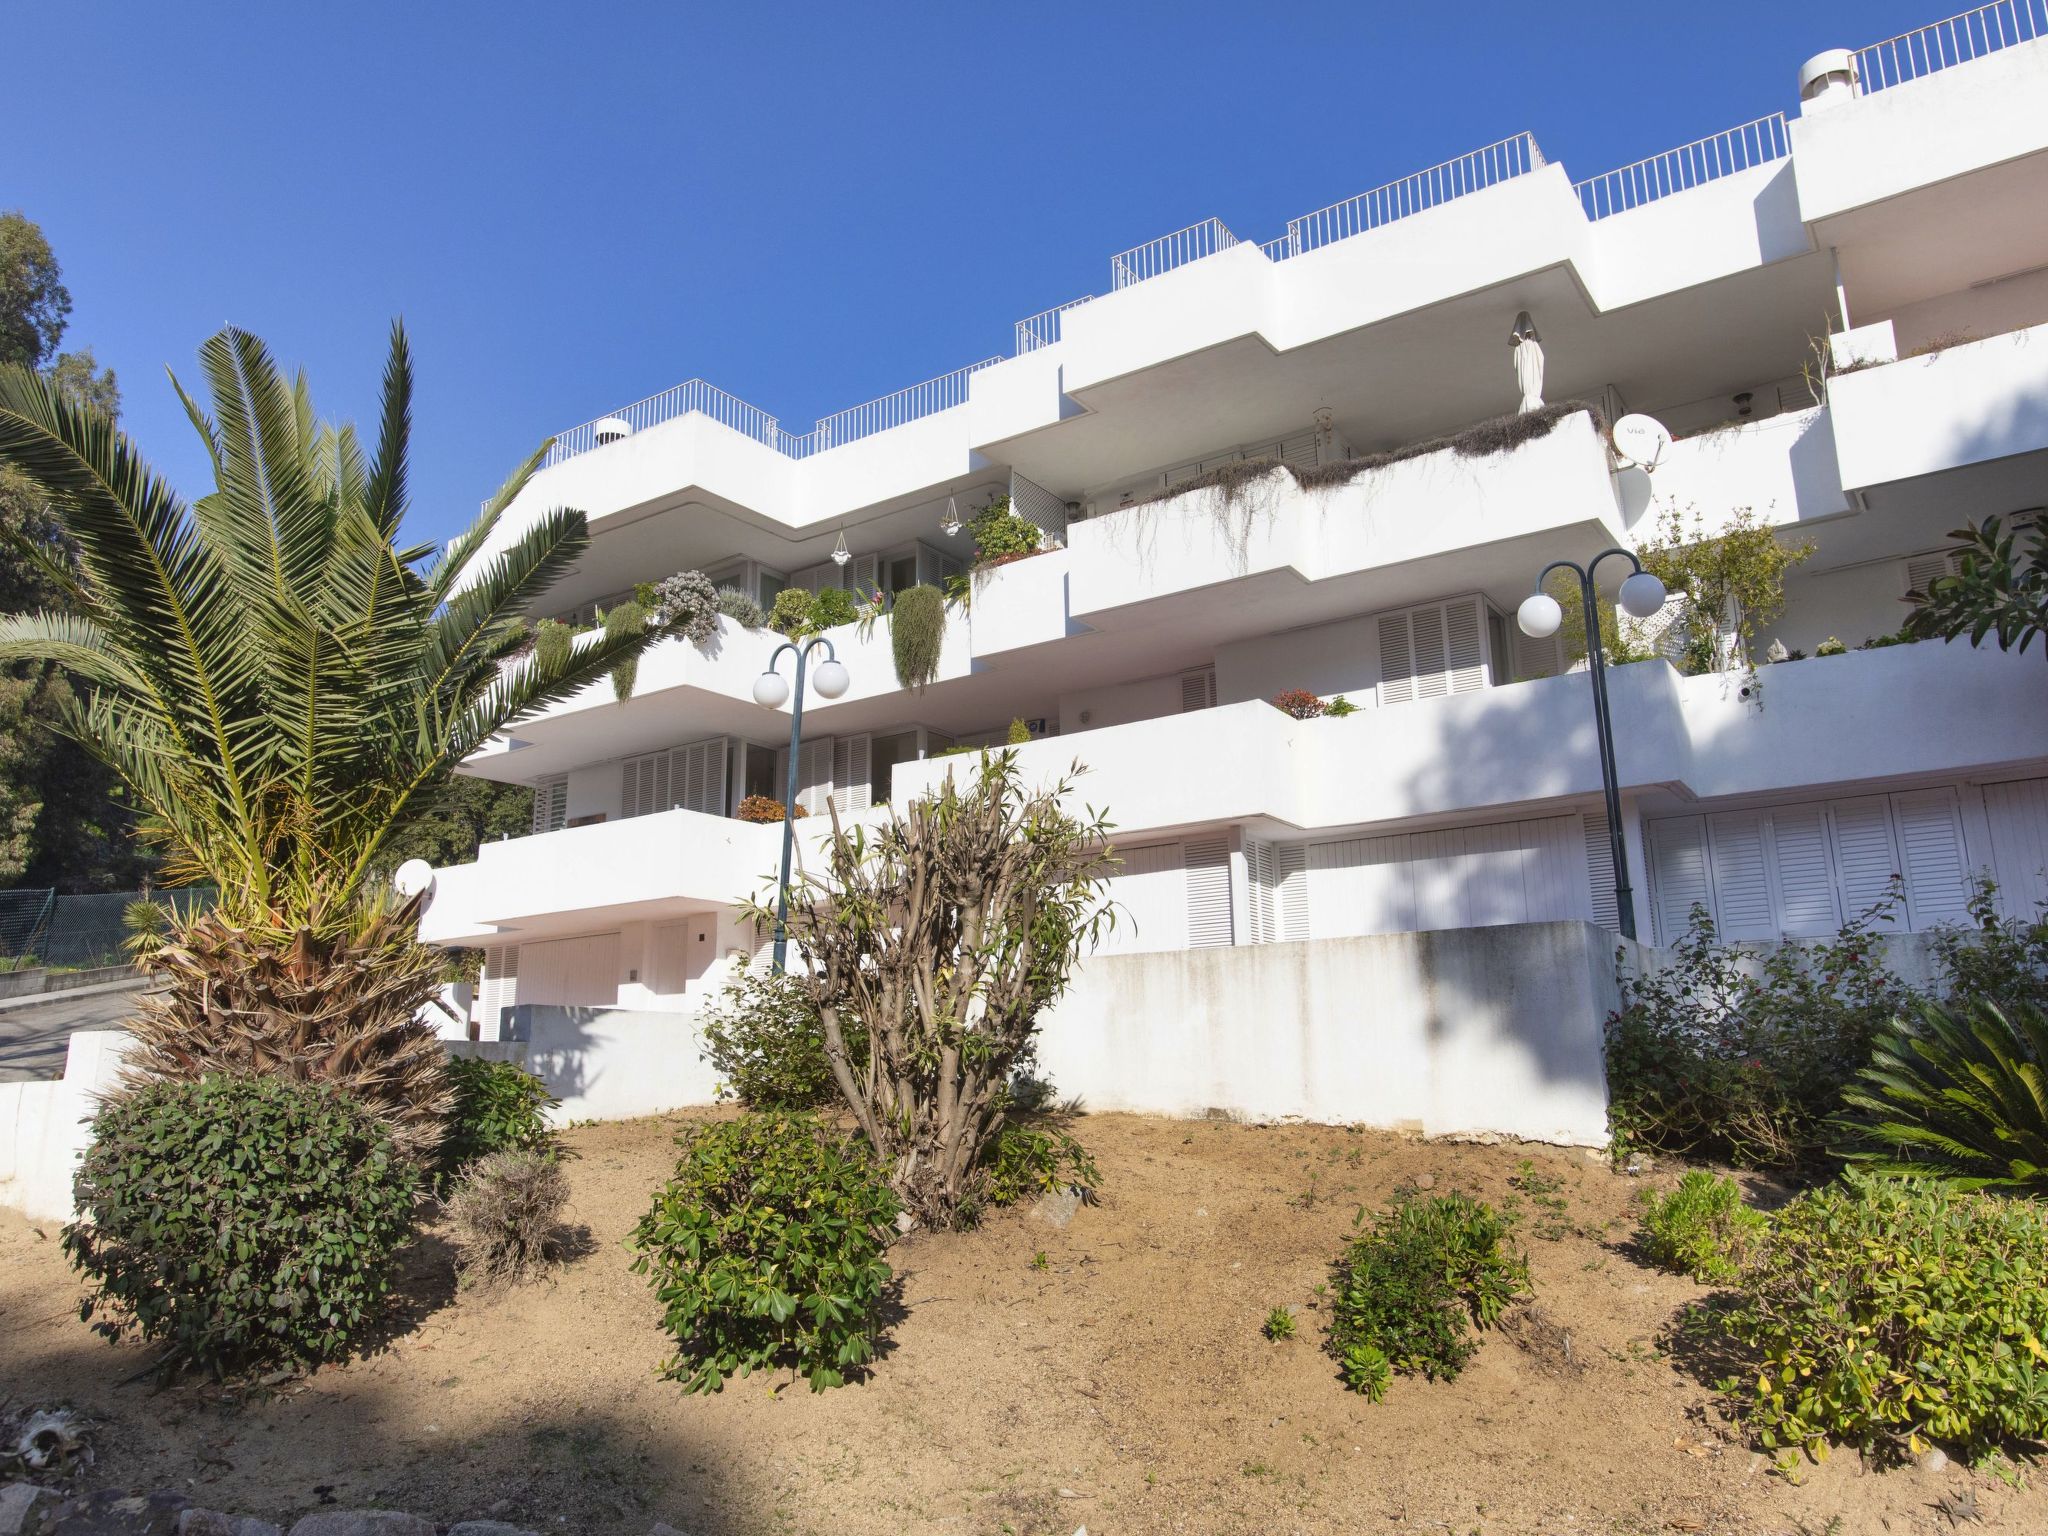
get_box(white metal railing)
[543,378,789,466]
[1109,217,1240,290]
[1014,295,1095,353]
[1572,113,1790,220]
[792,357,1003,455]
[1856,0,2046,91]
[1280,133,1544,258]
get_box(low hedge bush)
[439,1056,557,1180]
[699,959,852,1109]
[1717,1173,2048,1461]
[1638,1171,1765,1283]
[630,1112,899,1393]
[64,1073,419,1376]
[978,1121,1099,1209]
[1327,1192,1530,1401]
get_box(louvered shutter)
[1100,842,1187,954]
[1184,837,1234,948]
[799,738,833,816]
[1445,597,1486,694]
[1903,550,1962,598]
[479,946,519,1039]
[1705,812,1775,939]
[1647,817,1711,945]
[1828,796,1904,926]
[831,735,871,814]
[1583,809,1620,932]
[1243,840,1274,943]
[792,562,841,594]
[848,553,880,597]
[1275,843,1309,940]
[531,776,567,834]
[1891,788,1973,928]
[1983,777,2048,917]
[1516,629,1562,681]
[1279,429,1319,470]
[1180,666,1216,712]
[1768,803,1840,936]
[1411,605,1449,700]
[1377,613,1414,705]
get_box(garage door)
[517,932,621,1008]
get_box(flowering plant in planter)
[1272,689,1326,719]
[737,795,806,824]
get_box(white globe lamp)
[812,659,851,699]
[752,670,790,709]
[1619,571,1668,619]
[1517,592,1563,639]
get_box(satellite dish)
[393,859,436,901]
[1611,414,1673,472]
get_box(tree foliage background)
[0,209,150,891]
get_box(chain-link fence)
[0,888,215,970]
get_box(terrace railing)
[793,357,1003,455]
[1278,133,1544,258]
[1109,218,1240,290]
[543,378,789,467]
[1014,295,1096,353]
[1856,0,2046,92]
[1572,113,1790,220]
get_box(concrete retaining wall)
[447,1003,723,1124]
[0,1030,133,1222]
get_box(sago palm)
[1836,998,2048,1194]
[0,324,652,1153]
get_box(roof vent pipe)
[1798,49,1859,114]
[593,416,633,446]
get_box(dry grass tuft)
[446,1148,572,1283]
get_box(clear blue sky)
[8,1,1939,549]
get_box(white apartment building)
[419,7,2048,1127]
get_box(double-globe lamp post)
[1516,551,1667,941]
[752,637,851,971]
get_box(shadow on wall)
[453,1004,722,1122]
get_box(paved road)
[0,981,151,1082]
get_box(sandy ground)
[3,1110,2043,1536]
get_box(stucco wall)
[0,1030,133,1222]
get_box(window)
[531,775,568,834]
[1377,597,1489,706]
[622,739,728,819]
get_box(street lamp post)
[753,636,851,971]
[1516,550,1667,942]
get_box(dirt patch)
[3,1113,2042,1534]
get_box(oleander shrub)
[63,1073,419,1376]
[630,1113,899,1393]
[699,959,852,1109]
[1327,1192,1530,1401]
[653,569,720,645]
[1638,1171,1766,1283]
[978,1121,1099,1209]
[1835,998,2048,1194]
[439,1056,557,1181]
[1273,688,1325,719]
[445,1147,570,1283]
[1716,1173,2048,1461]
[735,794,803,824]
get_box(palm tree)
[0,323,653,1153]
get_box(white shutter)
[1892,788,1973,928]
[1768,802,1841,937]
[1377,613,1414,706]
[1099,842,1188,954]
[531,776,567,834]
[831,735,871,814]
[519,932,620,1008]
[1706,812,1776,940]
[793,562,841,594]
[1583,808,1620,933]
[479,946,519,1038]
[1276,843,1309,940]
[1279,429,1319,470]
[1828,795,1903,924]
[1411,605,1449,700]
[848,552,880,597]
[1244,839,1274,943]
[1184,836,1234,948]
[1445,597,1486,694]
[1179,666,1217,712]
[1983,777,2048,917]
[1516,629,1562,681]
[1648,816,1712,945]
[1903,550,1962,597]
[798,737,833,816]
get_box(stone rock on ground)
[1033,1187,1081,1228]
[178,1514,282,1536]
[285,1516,434,1536]
[0,1484,54,1536]
[20,1486,191,1535]
[448,1525,540,1536]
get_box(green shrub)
[1005,715,1032,744]
[1263,1306,1296,1341]
[63,1073,419,1376]
[978,1121,1098,1208]
[533,617,572,674]
[440,1055,557,1179]
[889,584,946,691]
[1638,1171,1765,1283]
[1717,1173,2048,1461]
[769,587,816,638]
[968,496,1041,563]
[603,599,650,700]
[811,586,858,630]
[699,959,851,1109]
[1607,891,1918,1169]
[446,1147,570,1283]
[1835,998,2048,1193]
[1327,1192,1530,1401]
[716,585,766,629]
[629,1113,899,1393]
[652,569,719,645]
[1930,878,2048,1012]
